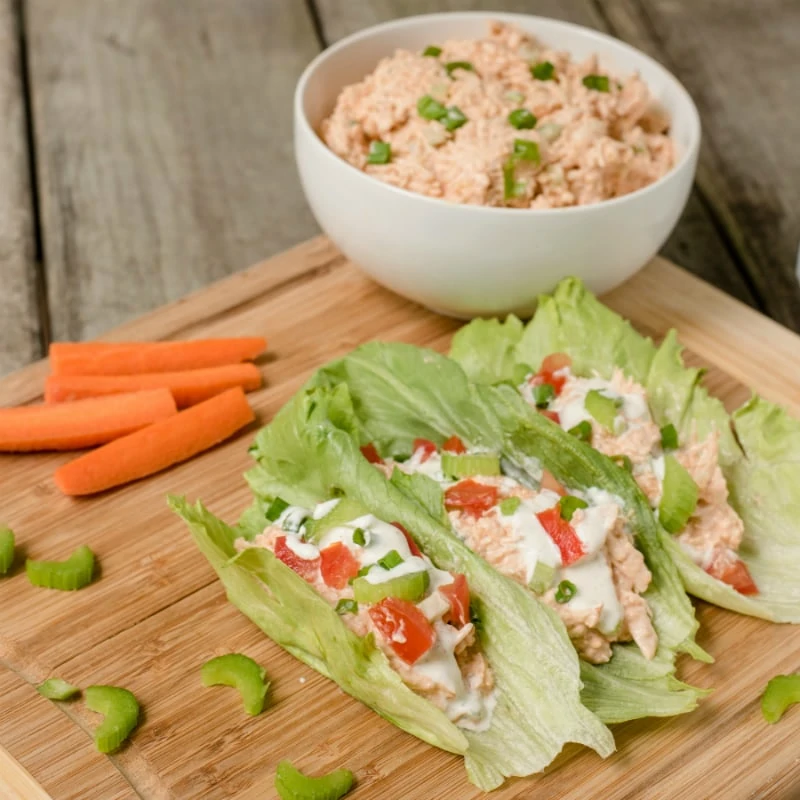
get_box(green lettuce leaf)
[311,343,708,723]
[457,277,800,622]
[247,385,614,788]
[170,496,468,754]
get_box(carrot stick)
[54,387,255,496]
[0,390,177,452]
[49,338,267,376]
[45,363,262,408]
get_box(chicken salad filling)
[237,497,496,730]
[369,436,656,664]
[519,353,758,596]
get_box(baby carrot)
[49,337,267,376]
[54,387,255,495]
[0,390,177,451]
[45,363,262,408]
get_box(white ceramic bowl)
[294,12,700,318]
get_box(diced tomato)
[705,555,759,595]
[534,352,572,394]
[413,438,438,462]
[540,469,567,497]
[442,435,467,454]
[391,521,422,557]
[441,574,470,627]
[360,443,383,465]
[540,410,561,425]
[536,507,584,566]
[368,597,435,665]
[274,536,320,581]
[319,542,360,589]
[444,480,499,517]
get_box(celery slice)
[275,760,354,800]
[762,674,800,723]
[303,498,369,544]
[659,455,699,534]
[584,389,621,430]
[25,545,95,591]
[201,653,270,716]
[84,685,140,753]
[528,561,555,594]
[37,678,80,701]
[353,570,429,604]
[0,527,15,575]
[441,452,501,478]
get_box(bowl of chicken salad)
[294,12,700,318]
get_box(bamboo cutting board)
[2,237,800,800]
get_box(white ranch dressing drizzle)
[276,505,310,534]
[560,556,624,635]
[283,533,320,561]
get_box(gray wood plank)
[311,0,761,309]
[600,0,800,329]
[0,0,40,378]
[27,0,322,344]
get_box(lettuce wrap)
[308,343,709,725]
[451,277,800,623]
[174,383,614,791]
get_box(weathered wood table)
[1,0,799,378]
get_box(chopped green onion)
[582,74,610,92]
[366,140,391,165]
[532,382,555,408]
[265,497,290,522]
[441,452,501,478]
[84,685,140,753]
[349,564,372,585]
[499,496,521,516]
[585,389,621,430]
[445,61,474,77]
[37,678,80,701]
[201,653,270,716]
[658,455,699,534]
[512,363,534,385]
[442,106,468,131]
[353,570,429,604]
[378,550,404,570]
[26,546,95,591]
[352,527,366,547]
[0,526,14,575]
[422,45,442,57]
[503,158,525,200]
[762,674,800,723]
[508,108,537,129]
[568,420,592,442]
[660,423,679,451]
[529,561,556,594]
[531,61,555,81]
[335,598,359,615]
[417,95,448,121]
[559,496,588,522]
[555,580,577,603]
[392,453,411,463]
[275,760,354,800]
[513,138,541,164]
[611,454,633,473]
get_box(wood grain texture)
[25,0,322,345]
[0,0,41,378]
[1,237,800,798]
[312,0,759,308]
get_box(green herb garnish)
[377,550,404,570]
[568,420,592,442]
[265,497,290,522]
[352,527,366,547]
[499,497,521,516]
[513,138,541,163]
[508,108,537,129]
[442,106,468,131]
[532,382,555,408]
[503,158,525,199]
[660,423,679,451]
[531,61,555,81]
[445,61,474,77]
[367,140,391,165]
[555,580,577,603]
[335,598,359,615]
[582,74,610,92]
[423,45,442,57]
[417,95,448,121]
[558,496,588,522]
